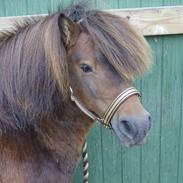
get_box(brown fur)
[0,3,151,183]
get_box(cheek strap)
[70,87,100,120]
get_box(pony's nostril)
[121,120,131,133]
[146,115,152,131]
[148,117,152,130]
[148,115,151,122]
[118,120,137,139]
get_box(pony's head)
[57,5,152,147]
[0,4,152,147]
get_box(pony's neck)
[0,101,93,183]
[36,101,93,182]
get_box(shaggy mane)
[0,13,68,132]
[0,17,42,46]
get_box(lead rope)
[82,141,89,183]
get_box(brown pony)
[0,4,151,183]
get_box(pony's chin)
[114,132,148,148]
[119,136,147,148]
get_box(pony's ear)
[58,14,82,48]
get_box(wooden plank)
[3,0,27,16]
[95,0,120,9]
[159,35,182,183]
[0,1,5,17]
[0,6,183,35]
[140,37,162,183]
[178,80,183,183]
[138,2,163,183]
[101,129,123,183]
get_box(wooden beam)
[108,6,183,36]
[0,6,183,36]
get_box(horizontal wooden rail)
[0,6,183,36]
[108,6,183,36]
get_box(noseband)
[70,87,140,128]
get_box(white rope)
[82,141,89,183]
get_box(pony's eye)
[80,64,93,73]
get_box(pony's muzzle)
[118,113,151,143]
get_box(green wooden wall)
[0,0,183,183]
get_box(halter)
[70,87,140,128]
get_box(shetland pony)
[0,4,151,183]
